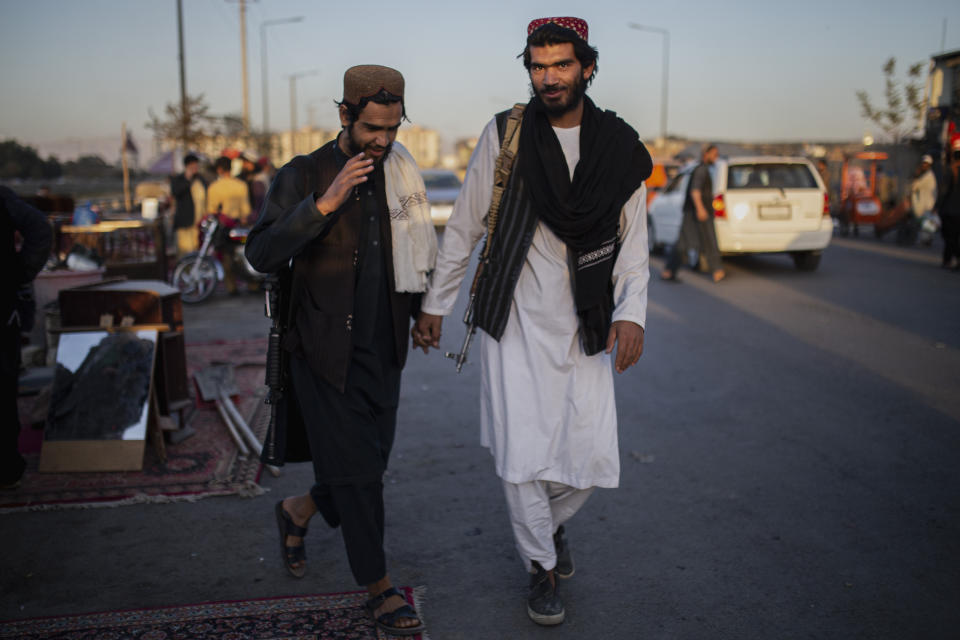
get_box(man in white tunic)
[413,17,651,626]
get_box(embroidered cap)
[527,17,588,42]
[343,65,404,105]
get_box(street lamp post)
[628,22,670,146]
[289,70,319,155]
[260,16,303,134]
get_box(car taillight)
[712,194,726,218]
[822,192,830,217]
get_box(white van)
[648,157,832,271]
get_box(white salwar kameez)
[422,116,649,569]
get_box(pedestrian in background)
[170,154,206,255]
[207,155,251,222]
[239,152,267,222]
[207,156,251,294]
[661,143,725,283]
[899,155,937,246]
[251,158,272,222]
[1,186,52,489]
[936,141,960,269]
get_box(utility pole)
[239,0,250,134]
[121,123,131,212]
[177,0,188,153]
[628,22,670,147]
[227,0,255,134]
[260,16,303,134]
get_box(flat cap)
[343,65,404,104]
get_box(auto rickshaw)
[644,161,680,208]
[838,151,908,237]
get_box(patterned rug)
[0,588,429,640]
[2,339,270,511]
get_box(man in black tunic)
[661,143,725,282]
[245,65,431,636]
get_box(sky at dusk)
[0,0,957,163]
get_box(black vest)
[284,141,416,392]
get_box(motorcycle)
[171,213,266,303]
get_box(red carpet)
[3,339,270,510]
[0,587,429,640]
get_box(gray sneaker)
[553,525,574,579]
[527,561,565,625]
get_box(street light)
[260,16,303,134]
[628,22,669,146]
[289,70,319,155]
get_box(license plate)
[759,204,790,220]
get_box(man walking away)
[661,143,725,283]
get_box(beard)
[344,124,392,164]
[531,71,587,117]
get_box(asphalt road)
[2,231,959,639]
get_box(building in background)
[396,125,440,169]
[153,123,442,172]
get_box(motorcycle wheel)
[172,255,219,303]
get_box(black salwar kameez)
[288,145,401,585]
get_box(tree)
[62,155,118,179]
[146,94,218,150]
[856,57,925,144]
[0,139,62,179]
[146,94,246,150]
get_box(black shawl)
[517,95,652,351]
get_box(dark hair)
[183,153,199,166]
[703,143,718,155]
[521,23,599,86]
[336,89,407,124]
[215,156,232,173]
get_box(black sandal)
[364,586,425,636]
[274,501,308,578]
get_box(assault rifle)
[443,103,525,373]
[262,273,284,463]
[444,258,485,373]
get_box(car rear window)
[422,173,462,188]
[727,164,818,190]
